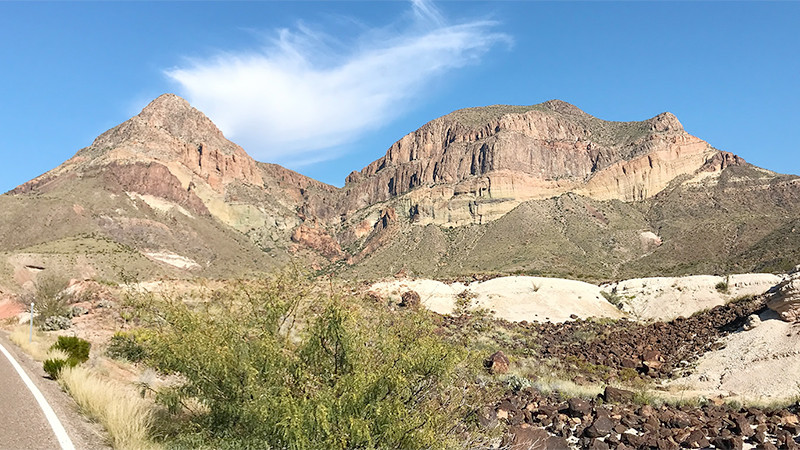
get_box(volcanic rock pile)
[523,296,766,379]
[491,388,800,449]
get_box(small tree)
[20,273,72,326]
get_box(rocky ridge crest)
[339,100,741,226]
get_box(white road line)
[0,342,76,450]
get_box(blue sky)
[1,1,798,194]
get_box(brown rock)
[657,438,679,450]
[485,351,511,374]
[503,426,551,450]
[399,290,421,309]
[566,397,593,417]
[587,439,609,450]
[686,429,709,448]
[603,386,635,403]
[584,415,615,438]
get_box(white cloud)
[166,0,509,166]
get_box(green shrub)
[51,336,91,363]
[19,274,72,325]
[141,275,474,449]
[107,331,148,362]
[43,358,77,380]
[601,291,624,309]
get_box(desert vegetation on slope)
[121,273,491,449]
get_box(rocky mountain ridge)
[1,94,798,285]
[338,99,744,227]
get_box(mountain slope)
[333,101,799,281]
[0,95,334,286]
[2,94,799,287]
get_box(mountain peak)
[131,93,229,149]
[82,93,238,161]
[62,93,264,190]
[139,93,194,118]
[647,111,683,132]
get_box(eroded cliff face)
[77,94,264,191]
[338,101,740,226]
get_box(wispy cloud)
[166,0,509,166]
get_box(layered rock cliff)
[338,100,742,226]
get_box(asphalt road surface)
[0,333,110,450]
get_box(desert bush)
[51,336,91,363]
[715,278,730,294]
[141,274,474,449]
[503,374,532,393]
[43,336,91,379]
[600,291,623,309]
[43,357,74,379]
[107,330,149,362]
[20,274,73,325]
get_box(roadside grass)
[59,365,157,450]
[9,324,159,449]
[9,325,57,361]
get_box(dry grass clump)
[532,377,605,400]
[10,325,157,449]
[59,365,157,450]
[8,325,56,361]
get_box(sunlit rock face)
[339,100,742,226]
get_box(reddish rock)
[603,386,635,403]
[503,426,552,450]
[584,415,615,438]
[485,351,511,374]
[290,225,344,260]
[566,397,592,417]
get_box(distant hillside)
[2,94,798,288]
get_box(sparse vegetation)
[601,290,624,309]
[17,273,72,326]
[59,366,156,450]
[107,330,149,363]
[9,325,56,361]
[43,336,91,379]
[134,273,482,449]
[715,277,730,294]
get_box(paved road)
[0,333,111,450]
[0,340,69,449]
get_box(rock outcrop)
[767,273,800,322]
[338,100,742,226]
[75,94,263,191]
[290,224,343,260]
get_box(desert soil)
[370,276,624,323]
[667,309,800,401]
[372,273,783,323]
